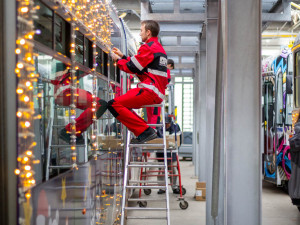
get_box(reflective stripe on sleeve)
[131,56,144,71]
[54,85,71,98]
[148,68,168,77]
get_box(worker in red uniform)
[43,69,107,144]
[110,20,169,144]
[147,59,174,128]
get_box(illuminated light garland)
[91,41,99,157]
[52,0,114,50]
[15,2,40,224]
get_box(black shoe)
[157,189,166,194]
[59,128,87,144]
[172,188,180,194]
[59,128,71,143]
[76,135,85,144]
[130,127,157,144]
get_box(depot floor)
[127,159,300,225]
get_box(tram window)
[84,37,93,68]
[109,58,115,81]
[54,14,70,56]
[295,52,300,108]
[103,52,108,77]
[116,67,120,83]
[96,46,103,74]
[34,0,53,49]
[75,31,84,65]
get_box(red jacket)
[117,37,169,100]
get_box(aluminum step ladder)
[45,103,88,180]
[120,102,170,225]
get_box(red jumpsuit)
[108,37,169,136]
[147,69,171,128]
[51,71,107,136]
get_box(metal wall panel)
[223,0,261,224]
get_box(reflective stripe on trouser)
[108,88,162,136]
[146,106,161,129]
[55,88,107,136]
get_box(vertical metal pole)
[193,52,200,174]
[206,1,221,224]
[161,102,170,225]
[211,1,223,221]
[198,37,207,181]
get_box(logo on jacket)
[159,57,167,67]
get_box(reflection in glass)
[84,37,93,68]
[75,31,84,64]
[103,52,109,77]
[34,0,53,48]
[109,58,116,81]
[96,46,103,74]
[55,14,70,55]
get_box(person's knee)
[96,99,108,118]
[107,99,119,118]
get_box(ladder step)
[51,144,86,147]
[147,124,164,127]
[52,125,66,128]
[127,216,167,219]
[129,180,166,184]
[128,198,166,202]
[125,207,167,211]
[128,164,165,168]
[49,165,73,169]
[141,104,163,108]
[126,186,166,189]
[130,162,164,165]
[129,143,164,148]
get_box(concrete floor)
[127,160,300,225]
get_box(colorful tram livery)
[289,34,300,211]
[17,0,137,224]
[262,50,293,190]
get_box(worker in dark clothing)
[147,59,174,129]
[110,20,169,144]
[157,113,182,194]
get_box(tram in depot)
[16,0,137,224]
[262,49,293,191]
[289,34,300,212]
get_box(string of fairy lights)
[14,0,41,215]
[15,0,115,217]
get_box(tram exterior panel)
[16,0,137,224]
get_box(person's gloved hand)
[110,52,121,62]
[112,47,124,58]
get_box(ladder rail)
[121,101,170,225]
[120,129,131,225]
[161,102,170,225]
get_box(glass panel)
[103,52,109,77]
[84,37,93,68]
[34,0,53,49]
[109,58,116,81]
[295,52,300,108]
[96,46,104,74]
[33,51,114,180]
[54,14,70,55]
[75,31,84,64]
[175,77,182,82]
